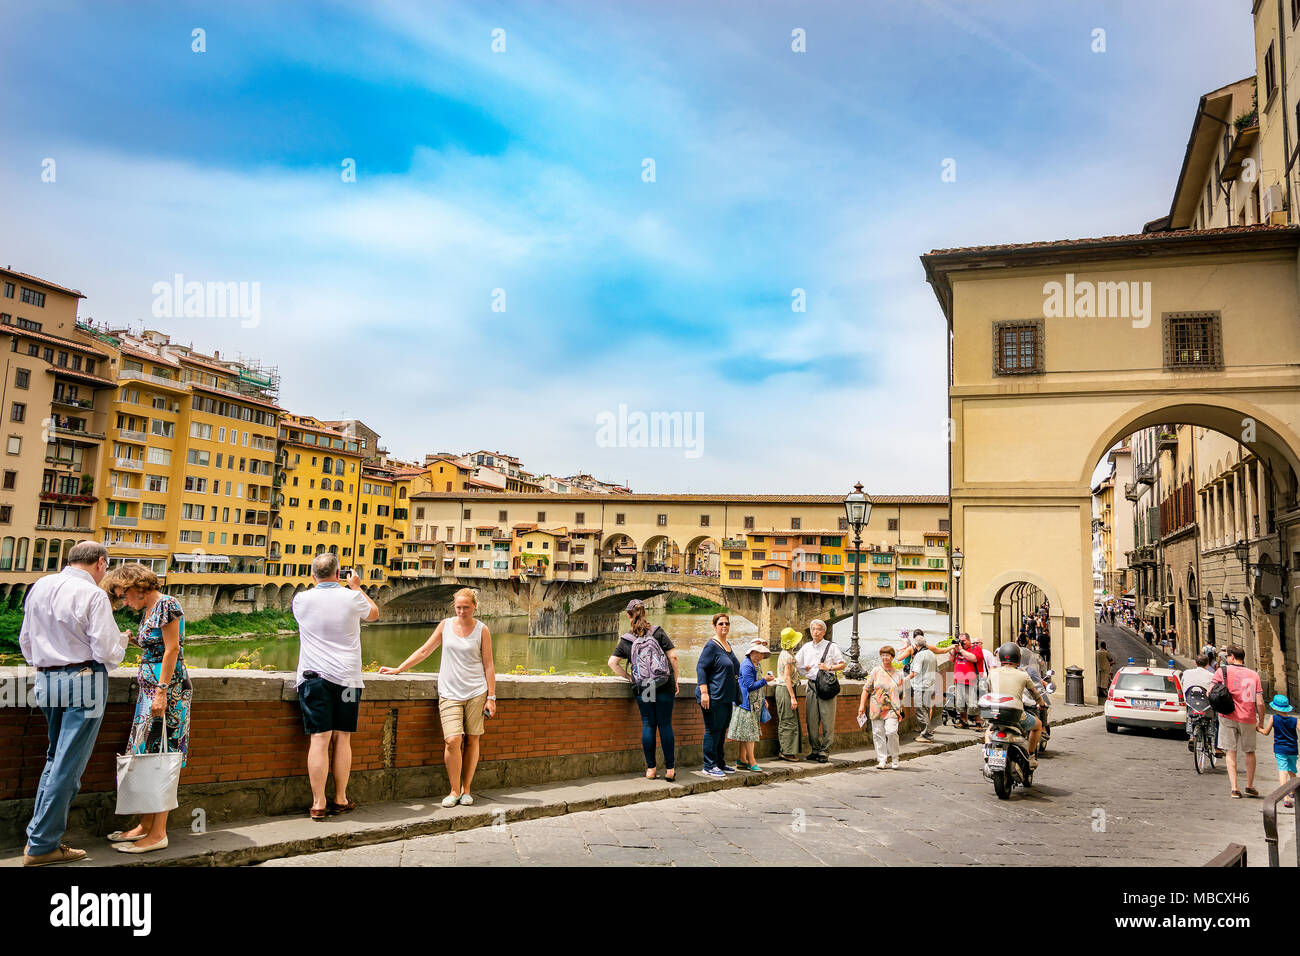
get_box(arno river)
[165,606,951,676]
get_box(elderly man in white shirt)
[19,541,126,867]
[795,618,846,762]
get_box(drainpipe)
[1280,0,1295,219]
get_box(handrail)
[1262,776,1300,867]
[1203,842,1248,867]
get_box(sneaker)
[876,761,887,769]
[22,844,86,867]
[890,759,900,769]
[703,766,726,778]
[816,754,830,763]
[719,765,738,774]
[920,732,936,741]
[802,753,818,761]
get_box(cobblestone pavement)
[264,715,1295,867]
[1096,619,1184,671]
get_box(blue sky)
[0,0,1255,492]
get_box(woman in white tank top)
[379,588,496,807]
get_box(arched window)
[399,488,406,499]
[319,498,330,510]
[315,544,326,554]
[317,520,328,532]
[14,537,28,571]
[334,479,344,491]
[0,537,14,571]
[329,544,339,554]
[32,538,46,572]
[332,500,342,511]
[63,539,75,568]
[330,522,341,534]
[323,456,333,473]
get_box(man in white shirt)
[292,552,378,821]
[19,541,126,867]
[795,619,845,762]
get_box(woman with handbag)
[728,640,773,772]
[796,618,845,763]
[102,564,191,854]
[858,645,904,769]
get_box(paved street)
[1095,618,1185,671]
[263,714,1293,867]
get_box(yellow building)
[0,268,117,591]
[270,415,364,583]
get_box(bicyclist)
[1182,653,1220,755]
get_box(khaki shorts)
[1219,718,1256,754]
[439,692,488,739]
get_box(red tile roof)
[411,492,949,504]
[3,325,111,358]
[923,223,1298,257]
[0,267,85,299]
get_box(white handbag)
[115,717,182,815]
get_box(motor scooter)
[979,692,1034,799]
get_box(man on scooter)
[988,643,1047,768]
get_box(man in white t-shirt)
[292,552,378,821]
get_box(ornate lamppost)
[1219,593,1240,652]
[951,547,964,640]
[844,481,872,679]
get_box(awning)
[172,553,231,565]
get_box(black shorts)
[297,674,362,735]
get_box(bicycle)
[1185,685,1216,774]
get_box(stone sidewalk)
[1,705,1102,867]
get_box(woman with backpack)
[607,599,679,780]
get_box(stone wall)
[0,668,884,848]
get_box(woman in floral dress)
[102,563,192,853]
[727,641,772,771]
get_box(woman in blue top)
[102,563,192,854]
[696,612,742,777]
[1261,694,1297,808]
[728,640,773,772]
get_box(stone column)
[1234,468,1245,546]
[1257,459,1269,535]
[1245,460,1258,541]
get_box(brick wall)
[0,669,877,845]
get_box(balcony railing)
[110,540,169,551]
[52,395,95,410]
[109,515,139,527]
[115,458,143,471]
[1124,481,1139,502]
[1136,461,1155,486]
[118,429,148,443]
[51,424,105,441]
[722,538,746,549]
[1156,433,1177,452]
[35,523,93,533]
[119,369,188,391]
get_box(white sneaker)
[441,793,461,808]
[890,759,900,769]
[876,760,887,769]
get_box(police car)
[1104,659,1186,734]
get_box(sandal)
[1230,790,1242,799]
[327,799,358,815]
[1284,797,1294,809]
[310,806,328,821]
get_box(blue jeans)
[27,664,109,855]
[635,689,675,770]
[701,701,733,770]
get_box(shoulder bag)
[812,640,841,700]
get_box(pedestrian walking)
[1096,641,1115,700]
[859,645,904,769]
[696,612,743,777]
[1210,644,1266,799]
[606,599,678,781]
[728,640,772,772]
[774,627,803,760]
[101,564,192,854]
[1259,695,1297,808]
[18,541,126,867]
[381,587,495,808]
[905,636,939,740]
[796,618,845,762]
[295,553,380,820]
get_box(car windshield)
[1115,673,1176,694]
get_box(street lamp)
[844,481,872,679]
[951,547,964,641]
[1219,594,1240,649]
